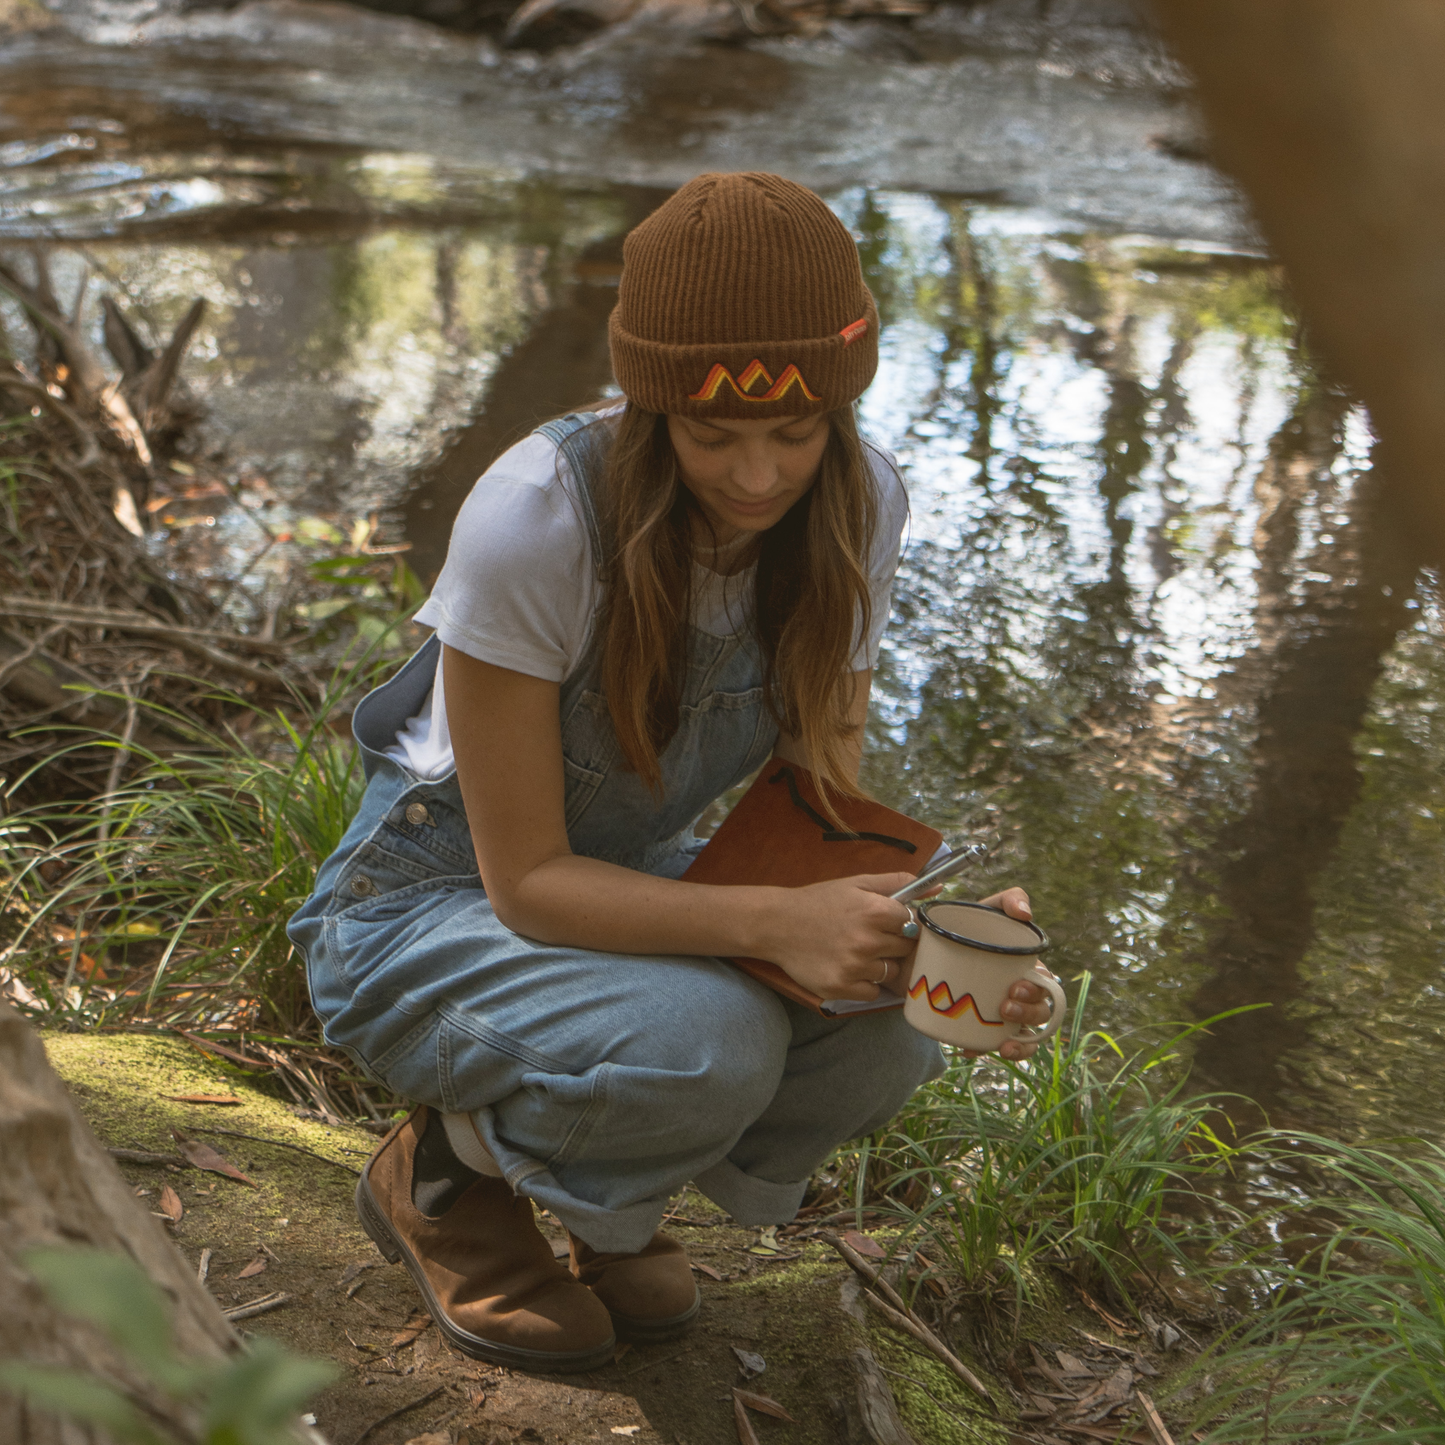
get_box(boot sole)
[355,1166,618,1374]
[607,1290,702,1343]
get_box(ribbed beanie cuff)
[609,172,879,418]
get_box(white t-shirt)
[386,420,910,780]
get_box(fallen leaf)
[750,1225,781,1256]
[171,1131,256,1186]
[610,1430,641,1439]
[733,1388,796,1422]
[731,1347,766,1378]
[390,1315,433,1348]
[157,1185,183,1224]
[1055,1351,1096,1377]
[1066,1364,1135,1422]
[691,1262,725,1281]
[237,1257,267,1279]
[732,1394,761,1445]
[1076,1287,1140,1337]
[842,1229,887,1260]
[402,1434,452,1445]
[340,1260,379,1287]
[162,1094,242,1106]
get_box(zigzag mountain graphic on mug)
[908,974,1008,1026]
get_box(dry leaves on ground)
[1011,1338,1178,1443]
[157,1184,183,1223]
[237,1257,267,1279]
[171,1129,256,1185]
[733,1388,795,1422]
[161,1093,242,1105]
[391,1313,433,1349]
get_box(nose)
[730,439,781,497]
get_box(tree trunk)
[0,1000,236,1444]
[1148,0,1445,544]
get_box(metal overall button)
[404,802,433,827]
[350,874,379,898]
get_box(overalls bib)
[287,414,941,1252]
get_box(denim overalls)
[287,415,942,1252]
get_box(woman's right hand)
[756,873,920,1001]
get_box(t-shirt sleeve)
[854,442,909,671]
[412,435,596,683]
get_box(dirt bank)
[41,1031,999,1445]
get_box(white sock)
[442,1111,504,1178]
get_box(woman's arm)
[775,665,1052,1060]
[444,645,915,1001]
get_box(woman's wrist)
[729,885,790,961]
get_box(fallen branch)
[107,1147,188,1167]
[1136,1391,1176,1445]
[348,1384,446,1445]
[0,594,286,680]
[0,375,101,468]
[0,257,153,463]
[222,1291,291,1322]
[189,1125,362,1177]
[821,1231,992,1402]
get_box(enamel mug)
[902,900,1066,1051]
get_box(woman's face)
[667,413,830,541]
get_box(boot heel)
[355,1174,403,1264]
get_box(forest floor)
[41,1029,1202,1445]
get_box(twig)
[97,672,145,842]
[0,622,71,692]
[876,1363,997,1425]
[188,1126,361,1176]
[348,1384,446,1445]
[0,594,285,681]
[863,1292,995,1403]
[821,1230,992,1401]
[108,1147,187,1166]
[1136,1391,1176,1445]
[223,1291,291,1321]
[197,1247,212,1285]
[0,375,101,467]
[618,1346,693,1377]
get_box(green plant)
[1176,1137,1445,1443]
[858,976,1254,1306]
[0,660,380,1034]
[0,1247,334,1444]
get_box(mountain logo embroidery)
[908,975,1008,1025]
[839,316,868,345]
[688,360,822,403]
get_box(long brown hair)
[584,402,878,806]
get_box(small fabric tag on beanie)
[839,317,869,345]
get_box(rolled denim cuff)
[691,1155,809,1227]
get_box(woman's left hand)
[883,885,1056,1063]
[971,887,1054,1062]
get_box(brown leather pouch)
[680,764,943,1016]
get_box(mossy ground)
[41,1030,1205,1444]
[39,1031,886,1445]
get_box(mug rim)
[916,899,1052,956]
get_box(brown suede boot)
[568,1229,701,1341]
[356,1108,616,1371]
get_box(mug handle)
[1016,967,1067,1042]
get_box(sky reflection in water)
[4,176,1443,1145]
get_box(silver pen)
[890,843,989,940]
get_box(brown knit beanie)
[608,172,878,419]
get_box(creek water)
[4,1,1443,1150]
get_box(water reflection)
[4,174,1443,1143]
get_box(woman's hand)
[965,887,1055,1062]
[757,873,919,1001]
